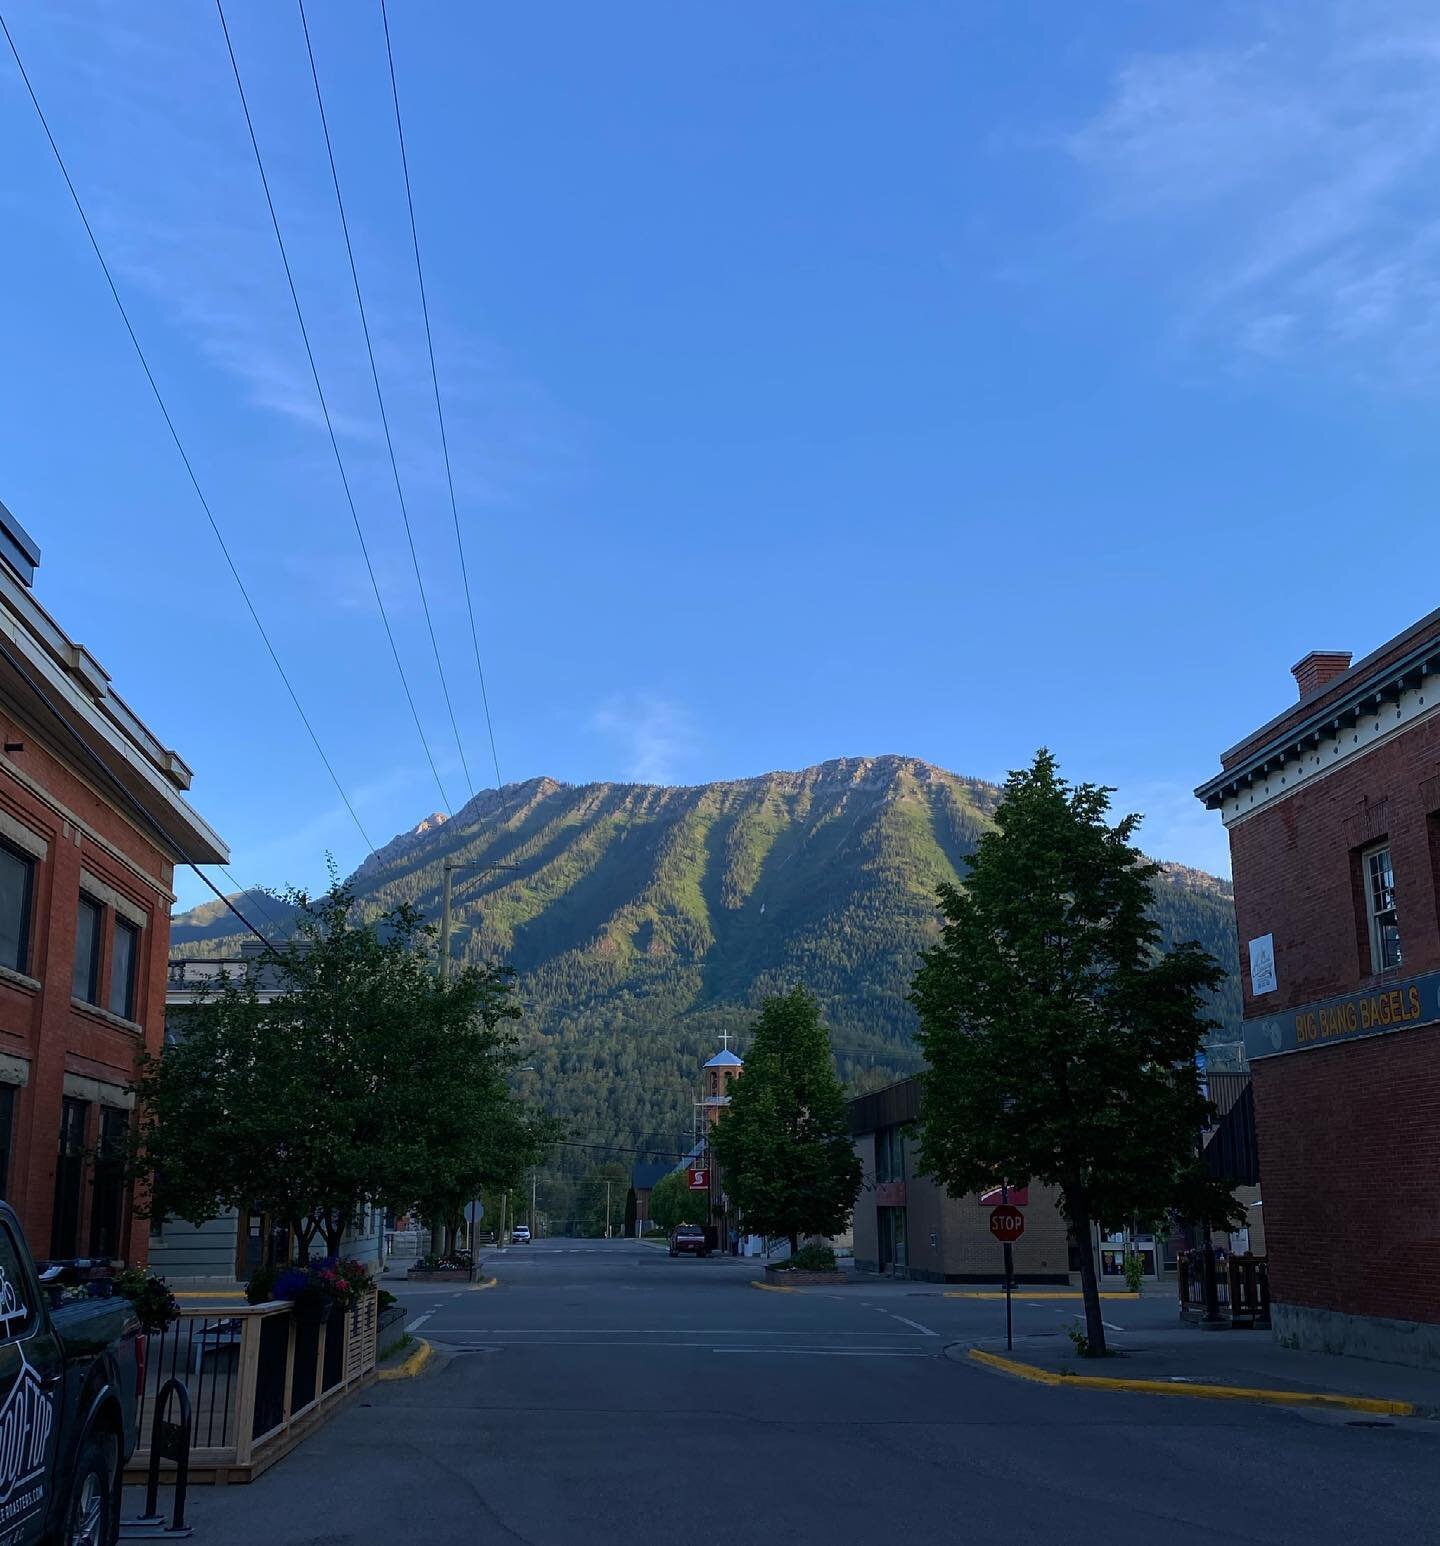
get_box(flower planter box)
[764,1265,848,1286]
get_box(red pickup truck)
[0,1202,142,1544]
[669,1224,710,1258]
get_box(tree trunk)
[1065,1184,1107,1357]
[788,1232,798,1257]
[294,1219,318,1264]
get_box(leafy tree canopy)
[711,985,862,1251]
[647,1169,707,1232]
[135,874,555,1261]
[910,750,1243,1354]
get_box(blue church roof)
[704,1049,743,1069]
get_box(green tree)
[910,751,1243,1355]
[135,876,551,1261]
[711,986,861,1253]
[647,1169,706,1232]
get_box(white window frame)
[1362,843,1401,974]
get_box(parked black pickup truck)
[0,1203,140,1545]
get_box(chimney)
[1291,650,1352,700]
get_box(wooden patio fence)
[125,1290,379,1484]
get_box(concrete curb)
[965,1348,1421,1417]
[377,1337,433,1381]
[750,1280,795,1294]
[470,1276,500,1292]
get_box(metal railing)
[1176,1251,1269,1323]
[128,1290,379,1484]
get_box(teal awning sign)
[1245,971,1440,1061]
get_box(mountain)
[171,756,1241,1155]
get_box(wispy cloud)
[591,695,697,785]
[1063,1,1440,383]
[14,1,577,499]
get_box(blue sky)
[2,0,1437,910]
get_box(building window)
[877,1126,906,1183]
[1363,845,1402,972]
[0,844,34,976]
[89,1107,129,1259]
[51,1097,89,1259]
[109,918,138,1021]
[72,895,102,1004]
[0,1085,14,1201]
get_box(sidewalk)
[964,1325,1440,1417]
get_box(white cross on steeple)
[719,1030,732,1052]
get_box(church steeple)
[701,1033,743,1118]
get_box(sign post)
[988,1191,1026,1351]
[465,1198,484,1282]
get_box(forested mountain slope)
[173,756,1240,1154]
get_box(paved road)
[160,1240,1440,1544]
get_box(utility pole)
[442,859,525,1255]
[605,1179,612,1240]
[531,1170,538,1238]
[439,859,521,981]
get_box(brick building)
[1196,611,1440,1367]
[0,503,226,1265]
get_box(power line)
[214,0,454,817]
[379,0,502,787]
[0,637,271,949]
[0,10,376,859]
[296,0,474,800]
[216,867,291,933]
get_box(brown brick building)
[0,504,226,1265]
[1196,610,1440,1367]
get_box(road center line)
[419,1328,928,1336]
[711,1348,930,1358]
[876,1309,938,1338]
[409,1311,435,1332]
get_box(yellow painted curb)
[945,1291,1138,1301]
[377,1338,432,1381]
[750,1279,795,1294]
[966,1348,1416,1416]
[469,1276,499,1292]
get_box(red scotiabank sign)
[989,1204,1025,1244]
[687,1167,708,1191]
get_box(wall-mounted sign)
[687,1167,709,1191]
[1244,970,1440,1061]
[1249,934,1277,996]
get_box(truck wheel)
[65,1435,116,1546]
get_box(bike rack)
[119,1377,193,1539]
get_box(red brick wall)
[1228,703,1440,1327]
[1254,1028,1440,1323]
[0,708,175,1265]
[1230,715,1440,1018]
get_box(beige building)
[849,1079,1072,1284]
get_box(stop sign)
[989,1204,1025,1244]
